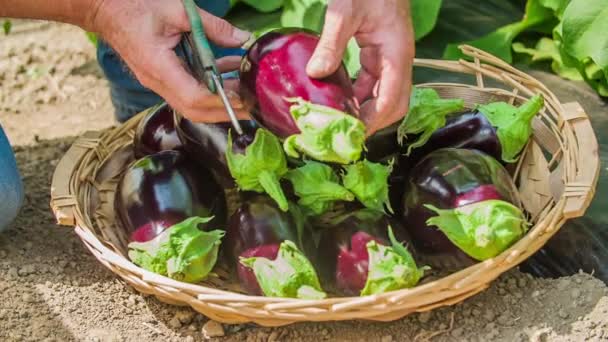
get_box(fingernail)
[233,28,251,44]
[308,57,329,74]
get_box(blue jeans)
[96,0,245,122]
[0,126,24,232]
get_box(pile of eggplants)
[112,27,544,298]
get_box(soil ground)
[1,20,607,342]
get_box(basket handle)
[560,101,600,219]
[50,131,103,227]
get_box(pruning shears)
[180,0,243,135]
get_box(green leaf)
[477,94,544,162]
[280,0,327,31]
[3,20,11,35]
[226,129,289,211]
[85,32,98,46]
[443,0,555,62]
[410,0,443,41]
[424,200,529,261]
[561,0,608,97]
[397,87,465,155]
[240,240,326,299]
[342,159,393,213]
[285,161,354,216]
[238,0,285,12]
[513,38,583,81]
[128,217,224,283]
[283,98,366,164]
[360,226,428,296]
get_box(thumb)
[196,9,251,47]
[306,8,356,78]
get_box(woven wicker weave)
[50,46,599,326]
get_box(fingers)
[216,55,242,73]
[196,9,251,47]
[136,48,247,123]
[306,1,358,78]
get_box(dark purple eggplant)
[175,113,259,187]
[225,194,324,298]
[398,89,544,165]
[133,102,184,158]
[239,28,358,138]
[315,209,426,296]
[401,148,528,263]
[114,150,226,243]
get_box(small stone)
[202,320,225,339]
[175,310,195,325]
[558,309,569,319]
[486,322,496,331]
[571,289,581,299]
[507,278,517,290]
[517,277,528,288]
[472,309,482,317]
[184,336,194,342]
[515,292,523,299]
[7,267,18,278]
[532,290,541,298]
[188,323,197,332]
[168,317,182,329]
[18,264,36,276]
[69,261,76,268]
[320,329,329,336]
[514,331,529,342]
[497,314,512,326]
[575,277,583,284]
[24,241,33,250]
[381,335,393,342]
[484,309,495,322]
[417,311,432,323]
[498,288,507,296]
[451,328,464,338]
[22,293,35,303]
[439,323,448,330]
[127,295,137,307]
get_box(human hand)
[89,0,252,123]
[306,0,415,136]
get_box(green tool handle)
[182,0,220,93]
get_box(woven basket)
[50,46,600,326]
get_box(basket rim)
[50,44,601,325]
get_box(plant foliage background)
[227,0,608,98]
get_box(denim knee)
[0,127,24,232]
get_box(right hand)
[88,0,252,123]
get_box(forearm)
[0,0,102,31]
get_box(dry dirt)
[1,20,608,342]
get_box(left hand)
[306,0,415,136]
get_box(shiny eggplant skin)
[401,148,521,256]
[175,114,259,187]
[114,150,227,243]
[133,102,184,158]
[405,110,503,167]
[225,193,315,295]
[315,210,414,296]
[239,28,358,138]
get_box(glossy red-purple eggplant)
[401,148,521,258]
[315,209,419,296]
[175,114,259,187]
[239,28,358,138]
[225,193,315,295]
[133,102,184,158]
[114,150,226,243]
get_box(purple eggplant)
[315,209,426,296]
[175,113,259,187]
[133,102,184,158]
[398,88,544,164]
[401,148,528,262]
[225,194,325,299]
[114,150,226,243]
[239,28,358,138]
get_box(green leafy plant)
[230,0,608,97]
